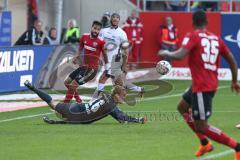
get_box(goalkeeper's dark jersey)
[55,94,116,123]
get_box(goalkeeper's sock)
[32,87,52,104]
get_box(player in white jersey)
[111,41,144,97]
[100,13,128,63]
[93,13,128,98]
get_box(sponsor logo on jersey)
[0,50,34,73]
[93,42,98,47]
[84,45,96,52]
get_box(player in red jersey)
[159,10,240,159]
[64,21,109,103]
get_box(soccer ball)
[156,60,172,75]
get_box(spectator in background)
[15,19,45,45]
[43,27,59,45]
[201,2,218,11]
[64,19,80,44]
[220,1,240,12]
[122,10,143,69]
[191,2,202,12]
[101,12,111,28]
[157,16,178,62]
[165,1,187,11]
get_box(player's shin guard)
[203,125,238,149]
[110,107,142,123]
[183,113,208,145]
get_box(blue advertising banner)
[221,14,240,68]
[0,11,11,46]
[0,45,56,93]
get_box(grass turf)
[0,80,239,160]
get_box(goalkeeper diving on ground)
[24,80,147,124]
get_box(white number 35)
[201,38,219,64]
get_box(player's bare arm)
[121,41,131,73]
[102,47,110,71]
[72,47,83,64]
[121,48,129,73]
[222,51,240,93]
[158,47,189,60]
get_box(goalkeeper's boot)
[195,141,214,157]
[24,80,34,90]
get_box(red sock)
[183,113,207,141]
[74,90,82,103]
[204,125,237,149]
[64,89,74,103]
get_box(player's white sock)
[92,83,105,100]
[97,83,105,91]
[130,86,142,92]
[126,82,141,92]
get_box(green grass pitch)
[0,80,239,160]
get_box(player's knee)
[177,99,189,115]
[69,84,78,91]
[99,75,108,83]
[64,78,71,87]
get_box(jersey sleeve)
[181,32,197,50]
[219,38,230,56]
[101,39,106,51]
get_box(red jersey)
[122,17,143,44]
[182,29,230,92]
[79,33,105,69]
[158,24,179,46]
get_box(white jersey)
[100,26,128,63]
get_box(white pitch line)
[0,112,53,123]
[193,149,234,160]
[0,85,231,123]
